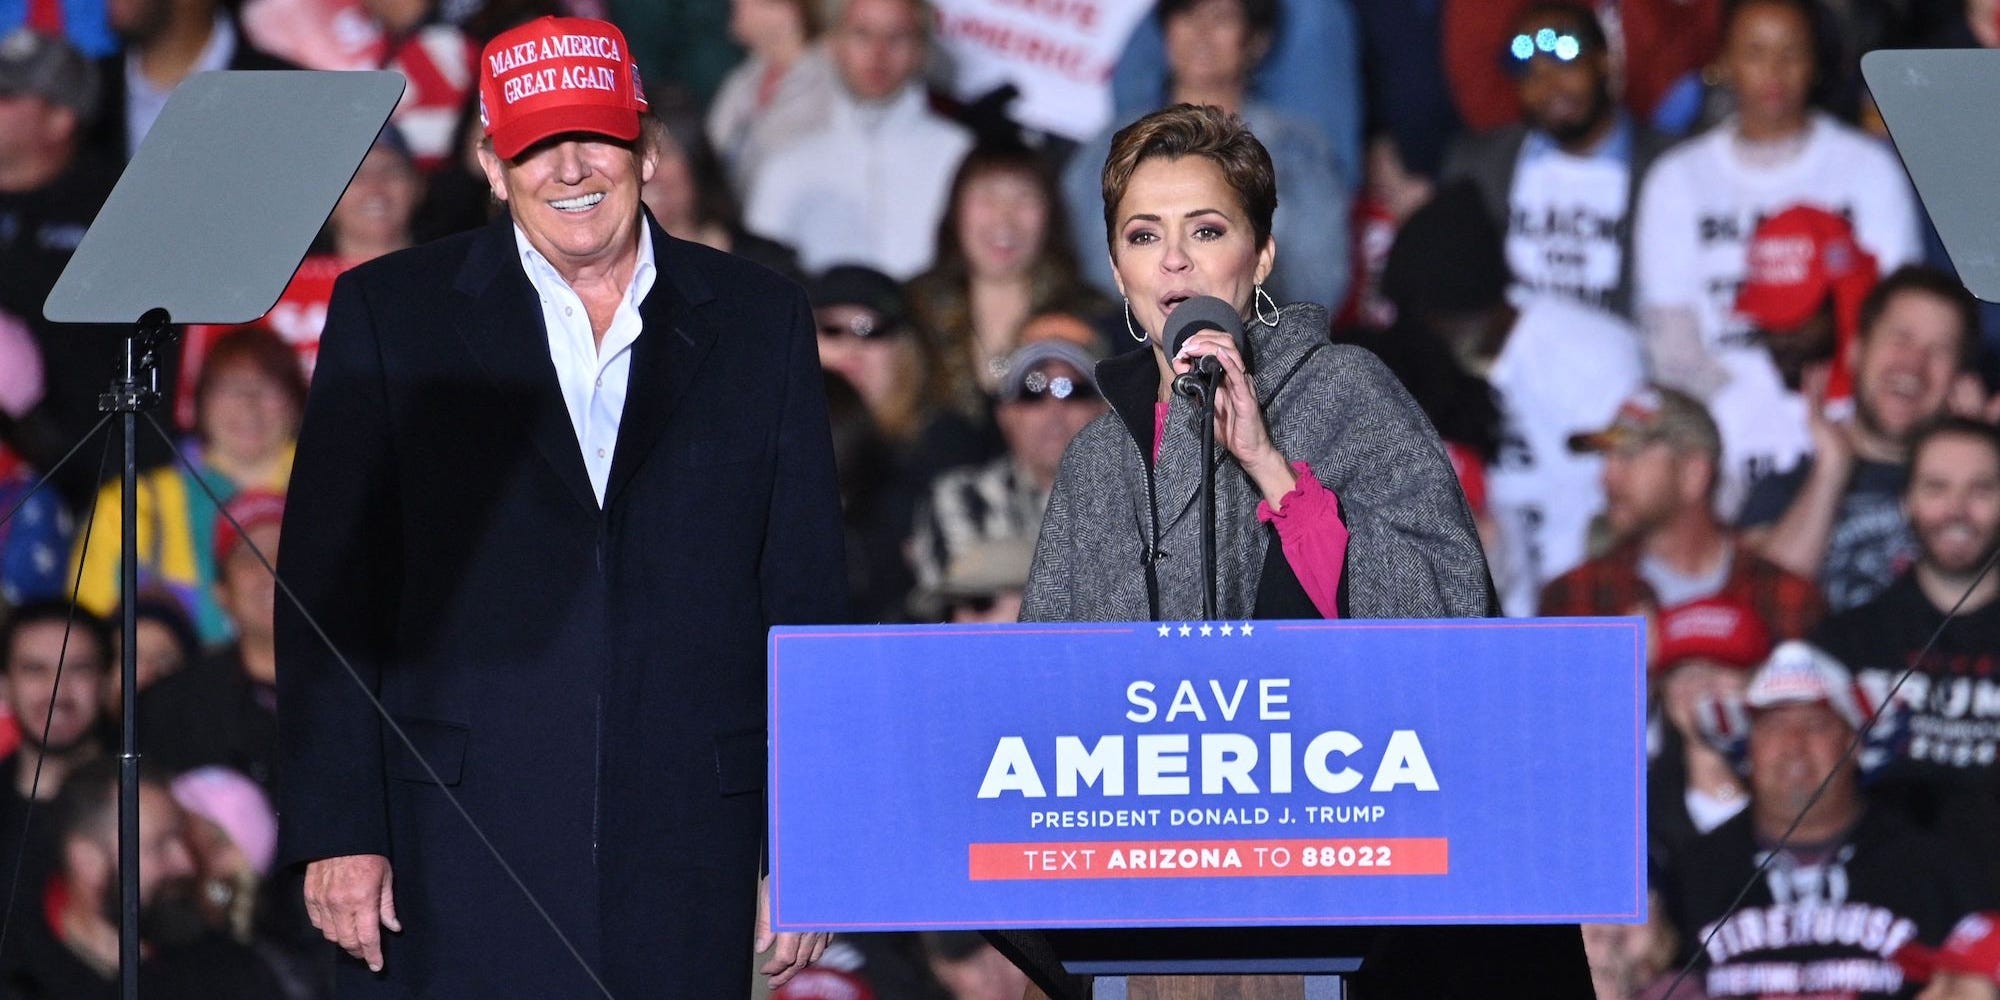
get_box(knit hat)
[0,310,44,421]
[171,767,277,876]
[1380,182,1507,315]
[0,27,98,122]
[478,17,647,160]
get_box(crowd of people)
[2,0,1999,996]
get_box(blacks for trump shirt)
[1504,123,1634,313]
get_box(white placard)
[932,0,1154,141]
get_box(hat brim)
[1567,428,1630,454]
[1735,282,1825,334]
[490,105,641,160]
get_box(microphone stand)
[99,307,174,1000]
[1176,369,1222,621]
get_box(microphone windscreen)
[1162,295,1245,358]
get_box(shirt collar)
[511,218,658,307]
[1521,111,1633,165]
[127,12,236,98]
[833,82,925,131]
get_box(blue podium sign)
[768,618,1646,932]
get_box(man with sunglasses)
[1443,2,1669,320]
[909,328,1107,621]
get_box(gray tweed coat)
[1021,302,1494,622]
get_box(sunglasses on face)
[1010,370,1101,405]
[1504,27,1588,74]
[816,313,902,339]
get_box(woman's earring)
[1124,299,1147,343]
[1254,283,1280,327]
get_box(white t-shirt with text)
[1632,114,1920,515]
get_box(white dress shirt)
[126,12,236,157]
[513,224,658,506]
[742,84,973,280]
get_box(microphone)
[1163,295,1244,400]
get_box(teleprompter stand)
[44,69,403,1000]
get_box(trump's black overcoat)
[274,211,848,999]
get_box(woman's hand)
[1174,329,1298,504]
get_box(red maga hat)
[478,17,647,160]
[1735,205,1878,403]
[1654,596,1773,673]
[1896,912,2000,986]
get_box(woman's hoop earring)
[1254,284,1280,327]
[1123,300,1147,343]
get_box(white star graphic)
[1240,623,1255,636]
[1220,623,1235,636]
[1157,624,1171,637]
[1178,624,1192,637]
[1199,623,1214,637]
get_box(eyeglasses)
[1009,369,1100,405]
[816,314,902,339]
[1504,27,1587,73]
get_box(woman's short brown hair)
[194,326,309,429]
[1099,104,1278,253]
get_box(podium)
[765,619,1643,998]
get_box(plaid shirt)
[1539,538,1827,641]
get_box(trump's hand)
[755,875,828,988]
[305,854,401,972]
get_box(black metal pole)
[118,404,138,1000]
[103,307,169,1000]
[1198,374,1219,622]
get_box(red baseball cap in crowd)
[214,491,286,569]
[1654,596,1773,673]
[1896,912,2000,985]
[478,16,647,160]
[1735,205,1878,401]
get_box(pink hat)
[0,309,45,421]
[171,766,277,876]
[478,17,647,160]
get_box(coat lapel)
[603,217,719,507]
[450,216,599,512]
